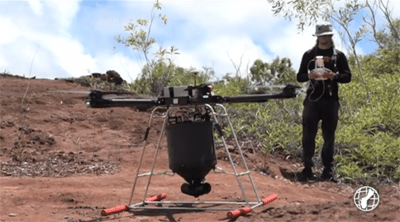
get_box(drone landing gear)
[101,104,277,219]
[181,181,211,198]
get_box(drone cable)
[308,80,326,102]
[213,166,248,176]
[306,58,325,102]
[137,170,175,177]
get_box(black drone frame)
[87,84,298,108]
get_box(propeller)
[247,84,302,94]
[49,90,154,100]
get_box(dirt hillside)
[0,75,399,222]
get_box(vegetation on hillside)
[116,0,399,185]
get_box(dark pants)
[302,99,340,170]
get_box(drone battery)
[163,86,199,98]
[166,121,217,184]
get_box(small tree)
[249,56,297,86]
[115,0,179,95]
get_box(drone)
[84,73,300,218]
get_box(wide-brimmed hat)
[313,23,334,36]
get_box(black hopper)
[166,120,216,197]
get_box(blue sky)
[0,0,398,83]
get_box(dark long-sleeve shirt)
[297,46,352,101]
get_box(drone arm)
[88,99,159,108]
[87,91,160,108]
[86,84,298,108]
[223,93,294,103]
[223,85,297,103]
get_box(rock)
[92,73,102,78]
[9,213,16,217]
[106,70,123,85]
[311,210,320,214]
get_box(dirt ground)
[0,75,399,222]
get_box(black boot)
[320,168,337,183]
[296,167,316,182]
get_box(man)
[296,23,352,182]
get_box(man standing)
[296,23,352,182]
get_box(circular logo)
[353,186,380,211]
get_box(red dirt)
[0,76,399,222]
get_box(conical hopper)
[165,121,217,197]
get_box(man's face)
[318,35,333,44]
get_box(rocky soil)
[0,75,399,222]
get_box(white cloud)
[28,0,43,16]
[45,0,82,30]
[0,0,395,83]
[93,51,142,82]
[264,23,316,70]
[0,1,90,78]
[1,37,64,78]
[392,1,400,16]
[38,34,96,76]
[159,0,309,76]
[0,15,19,45]
[185,35,272,77]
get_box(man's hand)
[308,70,322,80]
[321,68,335,80]
[308,68,334,80]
